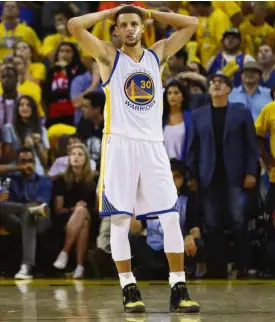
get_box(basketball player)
[68,5,199,313]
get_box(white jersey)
[102,49,163,141]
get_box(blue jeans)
[201,181,249,275]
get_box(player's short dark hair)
[115,6,144,25]
[83,91,106,114]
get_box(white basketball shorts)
[98,134,178,220]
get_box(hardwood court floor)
[1,279,275,321]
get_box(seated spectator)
[0,66,19,130]
[258,45,275,89]
[164,48,188,84]
[77,92,105,167]
[190,1,232,68]
[143,6,174,48]
[240,2,275,58]
[42,2,90,37]
[0,55,44,118]
[229,62,272,121]
[0,1,41,61]
[48,134,96,179]
[70,58,101,125]
[41,6,88,61]
[0,147,52,279]
[53,144,97,279]
[208,28,255,87]
[44,42,86,128]
[163,80,191,161]
[14,41,46,85]
[2,96,49,175]
[130,159,201,280]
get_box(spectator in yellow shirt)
[190,1,232,68]
[240,2,275,58]
[212,1,243,28]
[14,41,46,85]
[41,7,87,61]
[255,101,275,189]
[0,1,41,61]
[0,55,44,118]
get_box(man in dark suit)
[187,73,258,278]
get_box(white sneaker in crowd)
[53,251,68,269]
[73,265,84,279]
[28,203,49,217]
[15,264,33,280]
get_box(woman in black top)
[53,143,96,279]
[44,42,86,128]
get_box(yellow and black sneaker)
[122,283,146,313]
[169,282,200,313]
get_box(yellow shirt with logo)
[41,33,89,58]
[196,8,232,68]
[0,80,44,117]
[0,22,41,60]
[28,62,46,82]
[240,20,275,58]
[255,101,275,183]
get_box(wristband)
[148,10,152,19]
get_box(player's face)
[167,86,184,108]
[70,147,86,168]
[116,14,144,47]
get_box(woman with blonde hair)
[53,143,97,278]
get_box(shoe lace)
[127,285,141,302]
[176,283,190,301]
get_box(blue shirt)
[70,71,102,125]
[146,195,188,251]
[228,86,272,121]
[8,172,52,205]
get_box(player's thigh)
[100,135,139,213]
[136,141,177,217]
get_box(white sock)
[119,272,137,289]
[169,271,186,288]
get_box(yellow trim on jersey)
[103,86,111,134]
[98,134,108,212]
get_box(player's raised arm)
[68,7,122,62]
[141,8,198,66]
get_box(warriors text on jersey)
[102,49,163,141]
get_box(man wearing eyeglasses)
[187,72,258,278]
[0,146,52,279]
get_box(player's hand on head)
[108,4,131,22]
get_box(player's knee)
[159,212,184,253]
[158,212,180,231]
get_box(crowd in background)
[1,1,275,280]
